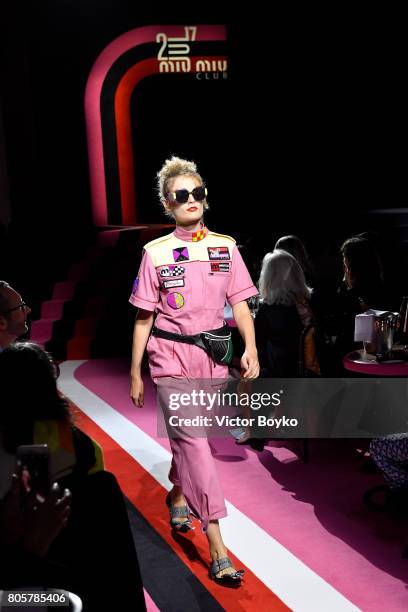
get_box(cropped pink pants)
[156,377,227,532]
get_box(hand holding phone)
[1,472,71,557]
[16,444,50,497]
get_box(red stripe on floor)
[71,406,289,611]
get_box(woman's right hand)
[131,374,144,407]
[1,474,71,557]
[22,482,71,557]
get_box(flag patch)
[210,262,231,273]
[207,246,230,260]
[160,265,185,277]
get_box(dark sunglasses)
[0,302,28,315]
[168,186,208,204]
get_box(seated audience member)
[255,249,320,377]
[340,235,387,312]
[322,235,390,373]
[0,341,146,610]
[274,234,332,323]
[236,250,320,450]
[274,234,315,288]
[0,342,104,499]
[0,281,31,349]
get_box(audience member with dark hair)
[340,236,386,310]
[0,342,146,610]
[322,235,390,373]
[0,342,103,492]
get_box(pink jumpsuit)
[129,224,258,531]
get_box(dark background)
[1,3,407,261]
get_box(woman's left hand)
[240,348,260,379]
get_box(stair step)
[33,226,169,359]
[41,299,66,319]
[85,297,106,316]
[67,337,92,359]
[31,320,54,341]
[68,263,89,281]
[97,230,122,248]
[52,281,76,300]
[74,317,98,337]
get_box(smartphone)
[16,444,50,496]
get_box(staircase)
[30,225,172,360]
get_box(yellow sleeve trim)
[208,231,236,243]
[144,232,174,250]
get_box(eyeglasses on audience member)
[0,302,29,315]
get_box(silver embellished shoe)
[165,492,194,533]
[209,557,244,588]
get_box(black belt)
[151,324,229,351]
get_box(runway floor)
[58,359,408,611]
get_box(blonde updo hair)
[156,156,209,218]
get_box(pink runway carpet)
[59,358,408,611]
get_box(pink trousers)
[156,377,227,532]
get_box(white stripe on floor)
[59,360,360,612]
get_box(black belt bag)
[151,324,233,366]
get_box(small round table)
[343,350,408,376]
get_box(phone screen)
[16,444,50,496]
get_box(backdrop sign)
[85,25,227,226]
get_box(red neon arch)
[85,25,227,226]
[115,56,227,225]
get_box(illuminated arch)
[85,25,227,226]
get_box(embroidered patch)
[210,262,231,273]
[163,278,185,289]
[159,264,185,278]
[173,247,189,262]
[207,246,230,260]
[192,228,207,242]
[167,292,185,309]
[170,265,185,276]
[159,266,171,277]
[131,277,139,295]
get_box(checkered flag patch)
[170,265,185,276]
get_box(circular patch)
[167,292,185,309]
